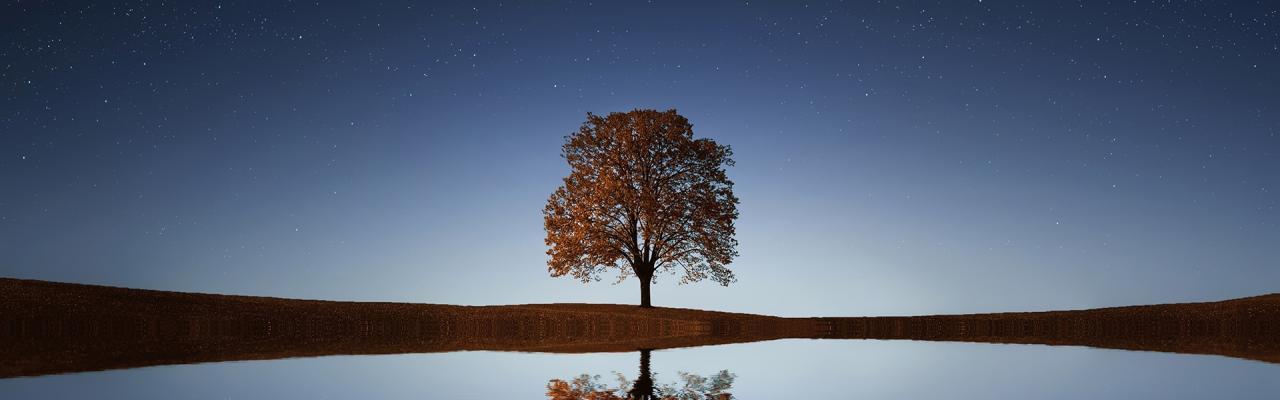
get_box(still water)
[2,339,1276,399]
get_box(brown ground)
[1,277,1278,378]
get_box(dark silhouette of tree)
[544,109,739,307]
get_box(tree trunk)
[628,350,654,399]
[638,274,652,308]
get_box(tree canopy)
[543,109,739,307]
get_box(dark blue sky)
[3,1,1277,316]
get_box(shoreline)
[2,277,1278,378]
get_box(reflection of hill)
[2,278,1278,378]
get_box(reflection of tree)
[546,349,735,400]
[546,374,629,400]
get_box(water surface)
[2,340,1276,399]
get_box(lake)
[2,339,1277,399]
[3,279,1278,398]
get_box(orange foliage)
[546,375,627,400]
[544,109,739,307]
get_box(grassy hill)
[1,277,1277,378]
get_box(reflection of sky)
[4,1,1280,316]
[2,341,1276,399]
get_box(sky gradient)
[3,1,1277,317]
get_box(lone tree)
[543,109,739,307]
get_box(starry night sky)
[3,1,1277,316]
